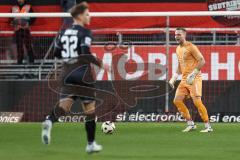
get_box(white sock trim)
[187,121,194,126]
[205,122,211,128]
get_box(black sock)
[46,106,66,123]
[85,114,96,144]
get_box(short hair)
[70,2,89,19]
[176,27,187,32]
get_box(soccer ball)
[101,121,115,134]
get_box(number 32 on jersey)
[61,36,78,58]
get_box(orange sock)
[173,100,191,120]
[193,99,209,123]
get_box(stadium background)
[0,0,240,122]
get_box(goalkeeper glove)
[186,68,199,85]
[169,73,179,89]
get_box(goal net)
[0,12,240,122]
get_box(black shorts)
[60,61,96,103]
[60,94,95,103]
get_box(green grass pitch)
[0,122,239,160]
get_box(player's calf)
[41,99,72,145]
[41,106,63,145]
[41,119,52,145]
[173,99,191,121]
[83,101,102,153]
[193,98,213,132]
[173,98,197,132]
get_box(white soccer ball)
[101,121,115,134]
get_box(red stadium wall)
[0,0,240,122]
[0,45,240,122]
[0,1,239,32]
[91,45,240,80]
[0,5,62,31]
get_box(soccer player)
[169,27,213,133]
[41,2,109,153]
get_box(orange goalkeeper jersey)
[176,41,203,80]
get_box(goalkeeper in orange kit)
[169,27,213,133]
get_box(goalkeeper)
[169,27,213,133]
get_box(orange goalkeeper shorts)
[175,78,202,98]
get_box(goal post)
[0,11,240,17]
[0,11,239,122]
